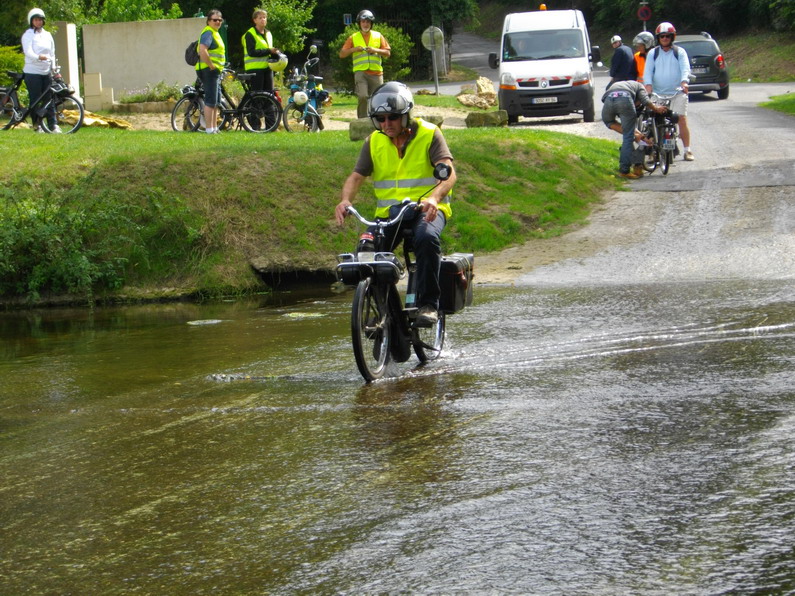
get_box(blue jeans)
[368,205,446,310]
[197,68,221,108]
[24,73,55,128]
[602,95,638,173]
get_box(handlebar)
[345,199,418,228]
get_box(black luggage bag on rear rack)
[439,253,474,314]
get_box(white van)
[488,9,602,124]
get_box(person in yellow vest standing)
[335,83,457,327]
[196,9,226,133]
[241,8,282,94]
[338,9,391,119]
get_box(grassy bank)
[0,125,619,305]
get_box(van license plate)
[532,97,557,104]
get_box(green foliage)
[264,0,318,54]
[99,0,182,23]
[118,80,183,103]
[328,23,413,94]
[0,46,24,87]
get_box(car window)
[677,40,718,57]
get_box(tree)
[99,0,183,23]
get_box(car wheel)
[717,86,729,100]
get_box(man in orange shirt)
[632,31,654,83]
[339,9,391,118]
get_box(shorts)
[669,92,688,116]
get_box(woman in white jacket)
[21,7,59,132]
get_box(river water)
[2,276,794,594]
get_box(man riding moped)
[335,82,456,328]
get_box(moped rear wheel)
[352,278,391,382]
[414,312,446,363]
[283,104,319,133]
[661,148,672,175]
[240,93,282,133]
[171,96,202,132]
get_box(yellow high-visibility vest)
[196,26,225,71]
[242,27,273,71]
[370,119,452,219]
[351,30,383,73]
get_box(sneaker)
[415,305,438,328]
[684,150,694,161]
[617,170,641,179]
[51,125,63,134]
[632,165,644,177]
[35,126,45,133]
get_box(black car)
[675,32,730,99]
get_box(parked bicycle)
[336,166,474,382]
[170,65,282,133]
[1,59,84,133]
[283,45,330,133]
[637,89,682,176]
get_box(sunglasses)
[374,114,402,123]
[658,34,673,39]
[210,17,223,22]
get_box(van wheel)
[507,114,518,125]
[583,104,595,123]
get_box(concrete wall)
[83,17,206,95]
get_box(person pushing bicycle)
[335,82,456,328]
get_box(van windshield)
[503,30,585,61]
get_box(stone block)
[465,110,509,128]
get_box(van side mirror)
[590,45,601,63]
[488,52,499,69]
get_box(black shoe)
[415,305,438,328]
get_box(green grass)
[0,125,620,304]
[760,92,795,114]
[720,32,795,83]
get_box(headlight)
[293,91,308,106]
[499,72,517,90]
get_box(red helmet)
[655,22,677,40]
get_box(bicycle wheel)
[240,93,282,133]
[0,89,22,130]
[171,96,202,132]
[351,278,391,381]
[414,312,446,363]
[283,104,319,133]
[42,95,84,134]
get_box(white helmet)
[28,8,46,27]
[610,35,622,44]
[267,52,288,72]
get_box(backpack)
[185,41,200,66]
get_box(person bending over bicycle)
[335,82,457,327]
[21,8,58,133]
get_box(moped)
[283,45,330,133]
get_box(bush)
[118,80,182,103]
[0,45,23,88]
[328,23,413,95]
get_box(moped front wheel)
[171,96,202,132]
[414,312,446,363]
[352,278,391,382]
[661,148,672,175]
[283,105,319,133]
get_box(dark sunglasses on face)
[658,34,672,39]
[375,114,402,123]
[210,17,223,22]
